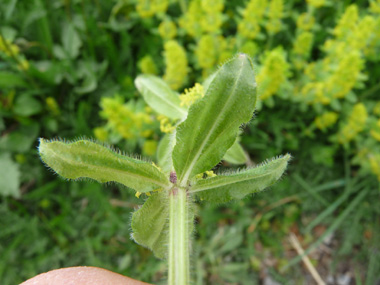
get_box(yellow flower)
[157,114,175,133]
[266,0,284,34]
[370,119,380,142]
[138,55,158,75]
[369,154,380,181]
[136,0,168,18]
[195,35,218,70]
[179,83,205,107]
[179,0,203,38]
[338,103,368,144]
[306,0,325,8]
[257,47,290,100]
[238,0,268,39]
[94,127,108,142]
[296,13,315,31]
[293,32,313,57]
[158,20,177,40]
[333,5,359,39]
[163,40,188,90]
[370,0,380,14]
[314,112,338,130]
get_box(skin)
[21,266,152,285]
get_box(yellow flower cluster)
[370,119,380,142]
[179,0,224,37]
[257,47,289,100]
[306,0,325,8]
[195,170,217,179]
[338,103,368,144]
[158,20,177,40]
[323,51,364,100]
[292,31,313,69]
[300,4,379,105]
[369,154,380,181]
[195,35,235,77]
[370,0,380,14]
[266,0,284,34]
[98,97,153,140]
[138,55,158,75]
[314,112,338,131]
[163,40,188,90]
[136,0,168,18]
[179,83,205,107]
[238,0,267,39]
[333,5,359,39]
[157,114,175,133]
[296,13,315,31]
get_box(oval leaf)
[173,54,257,184]
[131,191,170,259]
[135,74,188,119]
[191,154,290,203]
[38,138,169,192]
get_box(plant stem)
[168,187,190,285]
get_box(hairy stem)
[168,187,190,285]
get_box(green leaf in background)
[0,153,20,198]
[0,72,27,88]
[0,122,39,153]
[191,154,290,203]
[38,139,170,192]
[13,94,42,117]
[223,139,247,165]
[131,191,170,259]
[173,54,257,184]
[156,132,176,174]
[135,74,188,120]
[61,22,82,59]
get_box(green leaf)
[135,74,188,119]
[0,72,28,88]
[38,139,169,192]
[157,133,176,174]
[0,153,20,198]
[223,139,247,165]
[13,94,42,116]
[62,22,82,59]
[0,122,39,153]
[173,54,257,184]
[191,154,290,203]
[131,191,170,259]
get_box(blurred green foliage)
[1,0,380,284]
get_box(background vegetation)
[1,0,379,284]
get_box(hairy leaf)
[157,132,176,174]
[38,139,169,192]
[131,191,169,259]
[135,74,187,119]
[173,54,257,184]
[191,154,290,203]
[223,139,247,165]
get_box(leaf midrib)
[179,60,245,185]
[47,147,169,189]
[189,163,285,193]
